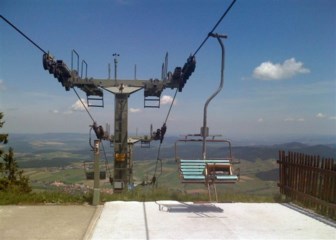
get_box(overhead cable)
[151,0,237,184]
[164,88,178,124]
[73,88,95,123]
[192,0,237,57]
[151,88,178,185]
[1,15,99,125]
[1,15,47,54]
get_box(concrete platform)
[91,201,336,240]
[0,202,335,239]
[0,205,100,240]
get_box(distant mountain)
[3,133,335,168]
[274,142,336,159]
[9,133,88,142]
[233,146,278,161]
[277,142,308,149]
[233,142,335,161]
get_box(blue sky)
[1,0,335,142]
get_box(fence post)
[278,151,335,219]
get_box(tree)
[0,112,8,153]
[0,112,31,193]
[0,112,8,176]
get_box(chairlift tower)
[106,84,143,191]
[42,51,196,191]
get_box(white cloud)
[49,100,88,115]
[130,108,141,113]
[253,58,310,80]
[63,110,73,115]
[284,117,305,122]
[71,99,88,112]
[257,118,264,123]
[316,113,326,118]
[316,113,336,120]
[0,80,6,91]
[161,95,176,105]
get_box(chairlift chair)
[175,136,240,202]
[83,160,107,180]
[140,135,151,148]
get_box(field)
[6,133,335,200]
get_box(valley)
[4,133,336,198]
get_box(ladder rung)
[87,95,104,107]
[144,97,160,108]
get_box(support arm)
[202,33,227,160]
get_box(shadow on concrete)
[156,201,224,213]
[282,203,336,228]
[142,202,150,240]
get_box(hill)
[3,133,334,196]
[5,134,336,168]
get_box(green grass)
[1,157,281,205]
[23,157,280,196]
[0,191,92,205]
[0,187,280,205]
[26,168,85,185]
[4,157,279,205]
[100,187,279,203]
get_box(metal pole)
[202,33,226,160]
[114,58,117,81]
[113,93,129,191]
[108,63,111,80]
[92,139,100,206]
[113,53,119,81]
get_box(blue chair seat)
[179,159,239,184]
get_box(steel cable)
[1,15,98,126]
[151,88,178,187]
[72,88,95,123]
[1,15,47,54]
[2,3,238,188]
[192,0,237,57]
[151,1,237,185]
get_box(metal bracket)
[87,95,104,108]
[144,97,160,108]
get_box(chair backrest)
[179,159,238,184]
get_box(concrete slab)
[0,205,98,240]
[91,201,336,240]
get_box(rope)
[164,88,178,124]
[192,0,237,57]
[147,0,237,187]
[74,87,114,182]
[1,15,99,131]
[72,88,95,122]
[3,3,238,188]
[1,15,47,54]
[2,0,236,57]
[1,15,99,133]
[150,88,178,187]
[89,125,113,182]
[101,141,113,179]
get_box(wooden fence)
[278,151,336,219]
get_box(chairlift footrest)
[87,95,104,108]
[144,97,160,108]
